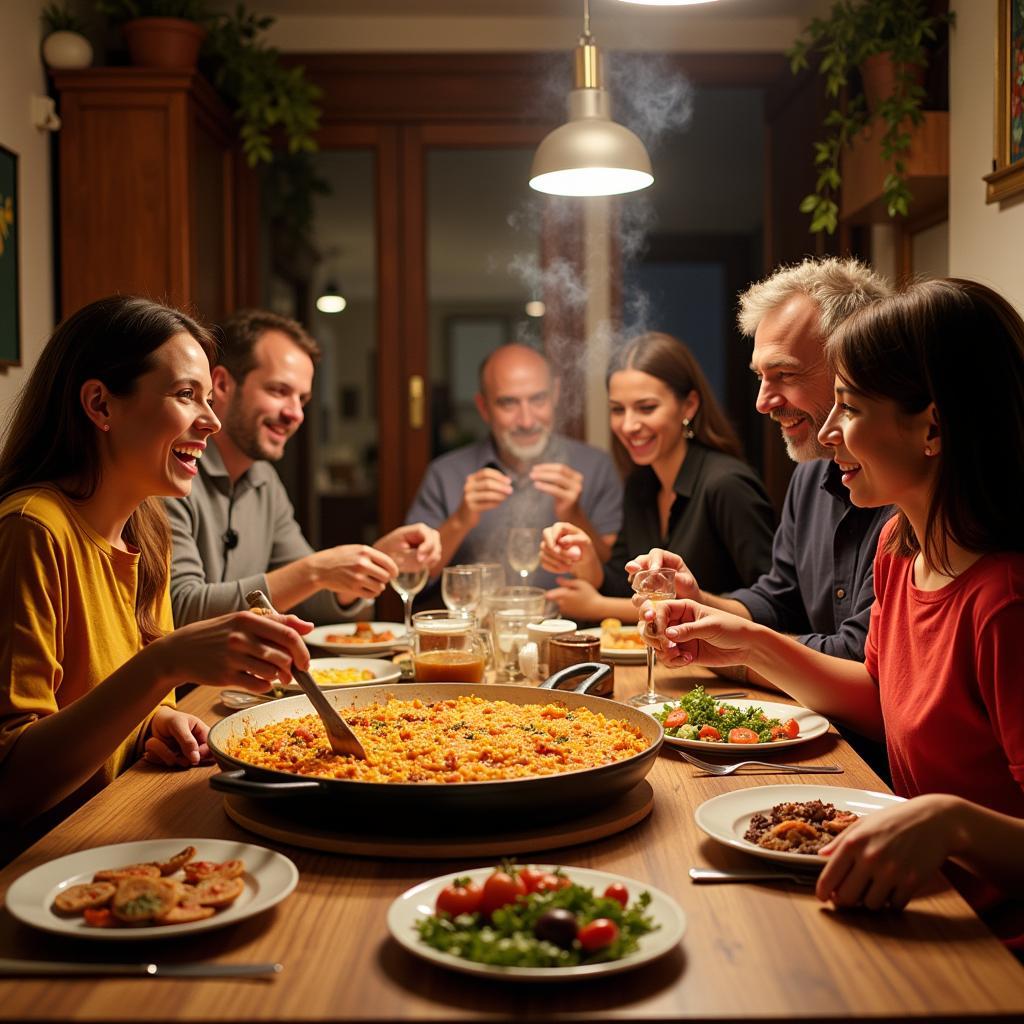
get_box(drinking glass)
[506,527,541,582]
[473,562,506,627]
[412,610,486,683]
[492,608,532,682]
[441,564,482,616]
[628,568,677,707]
[389,568,428,641]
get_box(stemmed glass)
[506,527,541,582]
[441,565,482,616]
[472,562,506,628]
[389,568,428,641]
[628,568,677,707]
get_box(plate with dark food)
[694,785,906,868]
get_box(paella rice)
[224,695,649,783]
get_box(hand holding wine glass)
[628,568,677,707]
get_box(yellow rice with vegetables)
[224,696,648,783]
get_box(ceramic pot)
[42,30,93,70]
[123,17,206,70]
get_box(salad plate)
[579,626,647,663]
[694,785,906,869]
[387,864,685,981]
[5,839,298,941]
[640,698,830,752]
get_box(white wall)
[949,0,1024,313]
[0,0,54,416]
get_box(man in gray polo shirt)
[406,344,622,592]
[166,310,440,625]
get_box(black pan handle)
[209,769,321,797]
[540,662,611,695]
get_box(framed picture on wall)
[0,144,20,368]
[985,0,1024,203]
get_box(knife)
[689,867,816,885]
[0,957,283,978]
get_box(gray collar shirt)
[405,434,623,593]
[165,442,352,626]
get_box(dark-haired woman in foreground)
[0,296,312,828]
[639,280,1024,950]
[541,332,775,623]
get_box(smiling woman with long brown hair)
[0,296,313,834]
[541,331,775,624]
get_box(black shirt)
[602,442,776,599]
[728,459,895,661]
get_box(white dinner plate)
[579,626,647,663]
[694,785,906,869]
[387,864,685,982]
[305,621,407,655]
[639,698,830,752]
[283,656,401,692]
[5,839,298,941]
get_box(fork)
[674,747,842,775]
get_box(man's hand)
[626,548,703,605]
[456,468,514,529]
[529,463,583,520]
[312,544,398,602]
[144,707,210,768]
[540,522,592,574]
[375,523,442,573]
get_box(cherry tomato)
[664,709,688,730]
[728,727,759,744]
[770,725,788,740]
[534,872,571,894]
[435,877,483,917]
[480,869,527,917]
[577,917,619,952]
[518,866,547,894]
[715,706,727,716]
[534,908,577,949]
[83,907,115,928]
[603,882,629,907]
[783,717,800,739]
[698,724,721,741]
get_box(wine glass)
[628,568,677,707]
[389,568,428,641]
[506,527,541,582]
[441,564,482,616]
[471,562,505,627]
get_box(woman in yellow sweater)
[0,296,312,826]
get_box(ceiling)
[246,1,824,16]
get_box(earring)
[102,424,110,433]
[682,417,695,440]
[924,445,933,456]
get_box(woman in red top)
[638,279,1024,943]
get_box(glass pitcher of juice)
[412,609,488,683]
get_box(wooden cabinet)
[52,68,240,322]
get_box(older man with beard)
[406,344,622,591]
[632,257,893,664]
[166,310,440,625]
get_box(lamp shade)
[529,87,653,197]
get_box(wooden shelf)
[841,111,949,224]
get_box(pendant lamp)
[316,280,347,314]
[529,0,653,197]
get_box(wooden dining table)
[0,659,1021,1023]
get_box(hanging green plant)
[788,0,953,235]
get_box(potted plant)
[95,0,210,70]
[41,3,93,70]
[788,0,953,234]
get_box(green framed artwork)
[985,0,1024,203]
[0,144,19,368]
